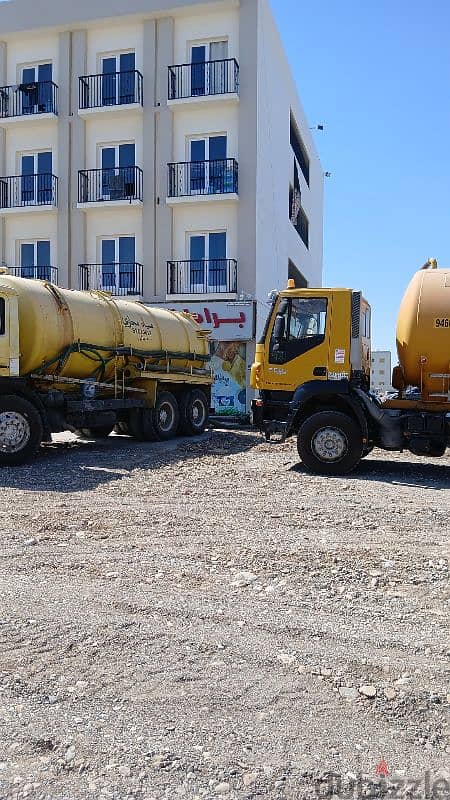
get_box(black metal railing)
[79,263,144,297]
[0,174,58,209]
[9,266,58,283]
[167,259,238,295]
[168,59,239,101]
[78,167,143,204]
[79,71,143,110]
[0,81,58,119]
[168,159,238,198]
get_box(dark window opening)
[0,297,5,335]
[288,259,308,288]
[290,113,309,185]
[289,184,309,248]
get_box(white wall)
[255,0,323,334]
[84,115,143,170]
[85,208,143,265]
[5,121,58,175]
[4,213,57,266]
[86,23,144,75]
[173,8,239,64]
[6,34,59,85]
[172,202,237,260]
[172,105,238,162]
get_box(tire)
[297,410,363,475]
[0,394,44,466]
[152,391,180,441]
[114,419,131,436]
[128,408,158,441]
[77,425,114,439]
[179,389,209,436]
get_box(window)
[290,113,309,185]
[191,41,228,95]
[101,236,136,293]
[20,63,53,113]
[189,231,227,292]
[100,143,136,199]
[188,135,228,193]
[270,297,327,364]
[0,297,5,336]
[380,358,385,364]
[289,182,309,248]
[20,151,53,204]
[20,240,52,280]
[101,52,136,106]
[288,259,308,288]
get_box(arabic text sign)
[157,301,255,341]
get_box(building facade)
[0,0,323,414]
[371,350,393,395]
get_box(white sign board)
[154,301,255,341]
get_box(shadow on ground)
[290,456,450,490]
[0,429,261,494]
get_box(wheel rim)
[311,426,348,463]
[191,399,206,428]
[0,411,31,454]
[157,401,175,432]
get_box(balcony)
[167,159,238,205]
[167,259,238,296]
[9,266,58,283]
[79,263,143,297]
[168,59,239,107]
[78,71,143,115]
[0,81,58,123]
[0,174,58,213]
[78,167,143,209]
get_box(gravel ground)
[0,428,448,800]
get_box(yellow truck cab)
[251,269,450,474]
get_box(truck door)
[266,295,330,389]
[0,291,20,377]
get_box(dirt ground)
[0,428,448,800]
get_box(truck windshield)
[269,297,328,363]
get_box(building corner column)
[68,30,87,290]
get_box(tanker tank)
[396,261,450,403]
[0,273,209,380]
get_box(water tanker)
[0,272,212,465]
[395,262,450,402]
[250,260,450,474]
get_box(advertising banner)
[155,301,255,341]
[210,341,247,415]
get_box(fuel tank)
[396,264,450,401]
[0,273,209,379]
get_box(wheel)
[152,391,180,441]
[128,408,158,441]
[76,425,114,439]
[0,395,43,466]
[114,419,131,436]
[179,389,209,436]
[297,411,363,475]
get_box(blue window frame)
[191,46,206,96]
[102,53,136,107]
[189,232,227,290]
[101,236,136,292]
[20,240,51,280]
[101,143,135,199]
[21,63,53,114]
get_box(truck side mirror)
[273,314,285,342]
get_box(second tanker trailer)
[0,271,212,465]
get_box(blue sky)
[272,0,450,356]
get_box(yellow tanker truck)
[0,271,212,466]
[250,260,450,474]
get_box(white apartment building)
[371,351,393,395]
[0,0,323,414]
